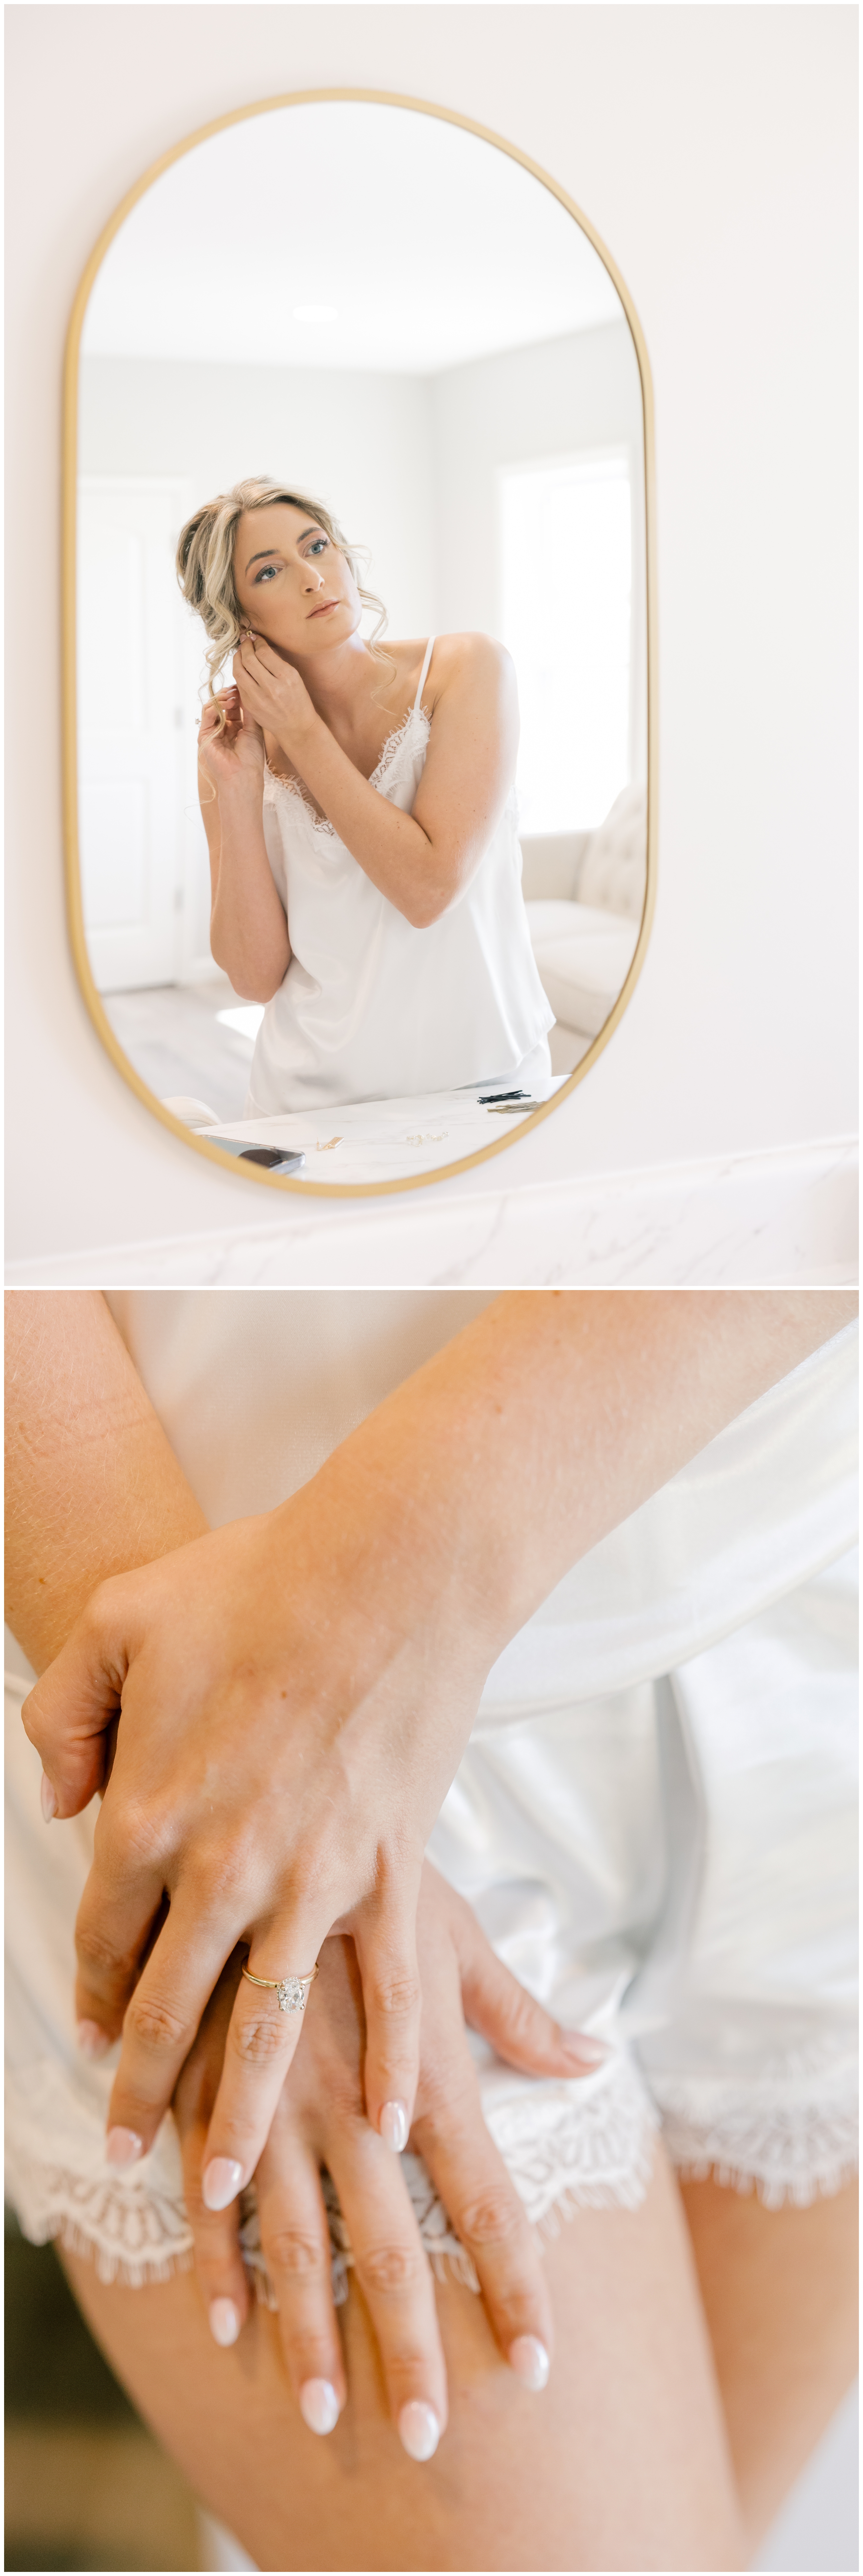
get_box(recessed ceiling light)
[292,304,338,322]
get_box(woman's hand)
[197,686,265,796]
[233,635,320,763]
[22,1469,500,2210]
[173,1863,606,2456]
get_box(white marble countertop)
[9,1135,856,1289]
[197,1079,567,1188]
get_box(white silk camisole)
[248,638,554,1114]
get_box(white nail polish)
[562,2033,612,2067]
[398,2401,440,2461]
[40,1773,57,1823]
[105,2127,143,2168]
[77,2020,111,2061]
[209,2298,241,2347]
[299,2378,340,2435]
[379,2101,409,2153]
[202,2157,244,2212]
[508,2335,550,2391]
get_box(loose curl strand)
[176,476,397,728]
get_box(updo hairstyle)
[176,476,392,715]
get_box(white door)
[77,477,191,991]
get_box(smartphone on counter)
[207,1138,306,1174]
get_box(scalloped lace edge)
[651,2063,858,2212]
[9,2062,855,2294]
[670,2152,858,2209]
[18,2212,197,2290]
[6,2058,658,2297]
[265,706,430,837]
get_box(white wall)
[432,318,647,778]
[7,5,857,1275]
[79,354,438,646]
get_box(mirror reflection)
[77,100,649,1185]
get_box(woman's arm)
[5,1290,208,1666]
[197,692,291,1002]
[22,1291,856,2210]
[233,632,518,930]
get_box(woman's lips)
[308,600,339,618]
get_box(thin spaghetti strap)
[413,636,435,716]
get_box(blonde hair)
[176,476,394,711]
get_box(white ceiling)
[82,100,624,375]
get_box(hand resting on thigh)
[172,1861,607,2461]
[23,1293,848,2219]
[23,1492,495,2204]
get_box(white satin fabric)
[4,1297,857,2296]
[249,660,554,1113]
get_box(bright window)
[500,451,632,834]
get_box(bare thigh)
[682,2174,859,2553]
[61,2139,744,2574]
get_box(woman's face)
[233,503,361,659]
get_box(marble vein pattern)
[7,1140,857,1291]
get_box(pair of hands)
[23,1475,601,2452]
[197,636,316,799]
[27,1487,496,2186]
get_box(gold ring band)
[241,1964,319,2014]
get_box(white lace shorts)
[5,1546,857,2299]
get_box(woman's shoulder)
[390,632,513,684]
[392,632,515,715]
[430,632,513,679]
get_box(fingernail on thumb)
[40,1773,57,1823]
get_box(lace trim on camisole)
[264,704,432,839]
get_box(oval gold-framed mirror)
[63,87,657,1199]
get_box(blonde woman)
[178,478,554,1115]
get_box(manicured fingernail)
[398,2400,440,2461]
[40,1773,57,1822]
[562,2033,612,2067]
[299,2378,340,2435]
[202,2157,244,2211]
[209,2298,241,2348]
[77,2020,112,2061]
[508,2335,550,2391]
[379,2100,409,2153]
[105,2127,143,2168]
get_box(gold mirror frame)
[63,86,657,1200]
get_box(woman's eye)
[307,537,328,557]
[254,564,277,584]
